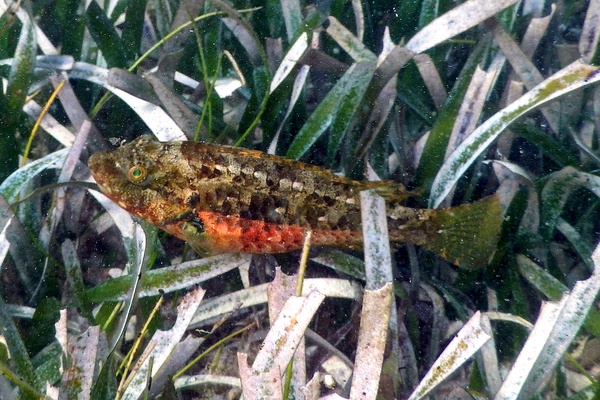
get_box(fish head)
[88,135,192,226]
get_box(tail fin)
[389,195,503,269]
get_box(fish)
[88,135,503,269]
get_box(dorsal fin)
[359,180,420,202]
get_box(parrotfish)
[88,135,503,269]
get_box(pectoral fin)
[180,219,211,256]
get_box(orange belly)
[162,211,364,254]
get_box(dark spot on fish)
[323,195,336,206]
[199,165,219,179]
[240,206,252,220]
[221,199,233,215]
[250,193,263,208]
[336,215,350,230]
[259,196,275,214]
[275,197,288,209]
[198,149,215,164]
[264,210,281,223]
[306,193,321,202]
[188,192,200,208]
[214,152,229,167]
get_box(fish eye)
[127,165,148,184]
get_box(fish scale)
[88,135,503,269]
[178,138,364,230]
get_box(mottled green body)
[88,136,503,268]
